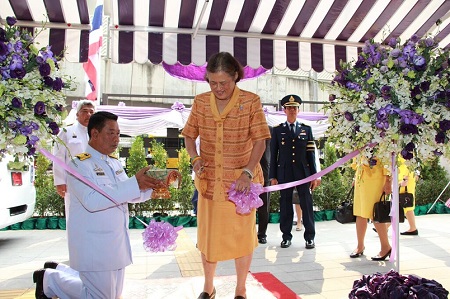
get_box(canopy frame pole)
[193,0,210,39]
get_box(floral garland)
[325,34,450,166]
[0,17,73,160]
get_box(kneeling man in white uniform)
[33,111,164,299]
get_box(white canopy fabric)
[3,0,450,72]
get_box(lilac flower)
[27,135,39,146]
[365,93,376,105]
[346,82,361,91]
[400,124,419,134]
[8,121,17,129]
[27,147,36,155]
[381,85,392,99]
[390,48,401,58]
[403,43,416,59]
[354,56,367,69]
[48,122,60,135]
[433,149,443,156]
[439,120,450,131]
[398,109,424,125]
[420,81,430,92]
[10,54,23,70]
[410,85,421,99]
[39,63,51,77]
[435,131,446,143]
[332,70,349,86]
[344,111,354,121]
[30,122,39,130]
[34,101,46,115]
[369,158,377,167]
[329,94,336,102]
[0,42,8,56]
[19,125,32,136]
[424,37,435,47]
[11,97,22,108]
[410,34,419,43]
[53,77,63,91]
[6,17,17,26]
[376,120,389,130]
[413,54,426,71]
[55,104,64,112]
[405,142,415,152]
[388,37,398,48]
[10,68,26,79]
[43,76,53,87]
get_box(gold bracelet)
[191,156,202,165]
[242,168,254,179]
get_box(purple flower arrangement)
[349,270,448,299]
[325,35,450,166]
[0,17,71,159]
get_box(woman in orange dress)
[182,52,270,299]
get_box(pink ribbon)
[39,148,121,206]
[389,153,399,264]
[263,143,376,192]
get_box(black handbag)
[335,187,356,224]
[399,186,414,208]
[373,193,405,223]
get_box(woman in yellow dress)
[182,52,270,299]
[398,158,418,235]
[350,157,392,261]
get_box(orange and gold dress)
[182,86,270,262]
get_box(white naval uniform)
[53,120,89,221]
[44,145,152,299]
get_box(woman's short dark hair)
[87,111,118,138]
[205,52,244,83]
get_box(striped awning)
[109,0,450,72]
[0,0,91,63]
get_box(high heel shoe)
[350,247,365,258]
[197,287,216,299]
[371,249,391,261]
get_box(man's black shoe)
[281,240,291,248]
[258,237,267,244]
[305,240,315,249]
[43,261,58,269]
[33,269,50,299]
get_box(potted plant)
[126,136,149,227]
[169,147,195,226]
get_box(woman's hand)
[193,158,208,178]
[235,172,252,193]
[383,176,393,194]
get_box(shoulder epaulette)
[274,123,282,128]
[108,154,118,160]
[75,153,91,161]
[299,123,311,128]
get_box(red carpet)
[251,272,301,299]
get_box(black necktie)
[290,123,295,135]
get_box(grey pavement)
[0,213,449,298]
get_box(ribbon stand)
[389,153,400,272]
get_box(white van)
[0,155,36,230]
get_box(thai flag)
[83,0,103,101]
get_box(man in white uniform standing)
[53,100,95,218]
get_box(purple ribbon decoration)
[389,153,400,265]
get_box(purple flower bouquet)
[0,17,71,160]
[325,34,450,166]
[349,269,449,299]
